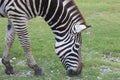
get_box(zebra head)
[55,22,87,76]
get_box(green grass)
[0,0,120,80]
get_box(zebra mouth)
[66,62,83,76]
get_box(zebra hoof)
[33,65,45,76]
[5,68,15,75]
[34,69,45,76]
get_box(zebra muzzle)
[67,62,83,76]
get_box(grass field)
[0,0,120,80]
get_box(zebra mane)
[72,0,91,28]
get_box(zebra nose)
[67,69,78,76]
[67,68,82,76]
[67,63,83,76]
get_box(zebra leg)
[2,21,15,75]
[13,21,44,76]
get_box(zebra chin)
[66,63,83,76]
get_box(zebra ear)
[74,24,87,33]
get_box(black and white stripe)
[0,0,89,76]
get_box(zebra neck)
[41,0,85,27]
[40,0,85,40]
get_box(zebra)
[0,0,90,76]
